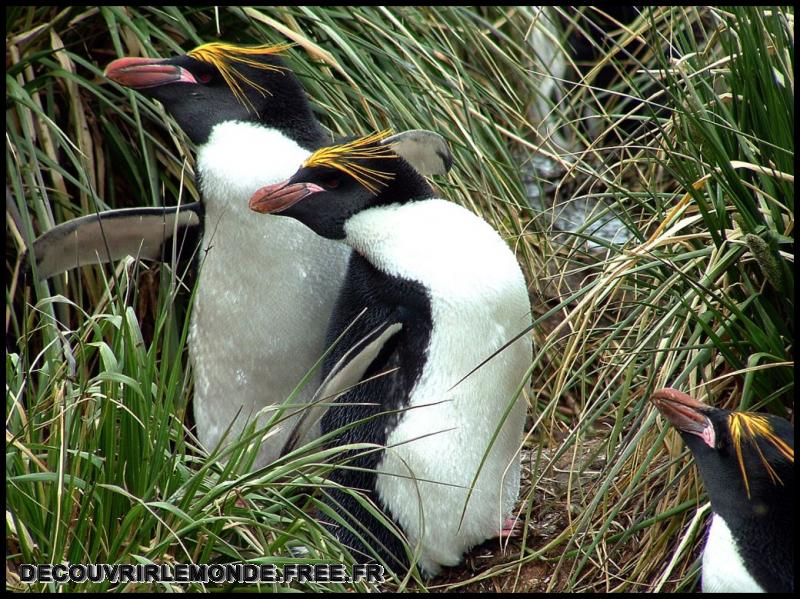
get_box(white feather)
[702,513,764,593]
[344,199,532,575]
[192,121,351,466]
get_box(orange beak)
[651,388,715,446]
[249,181,325,214]
[105,57,197,88]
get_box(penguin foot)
[498,517,522,539]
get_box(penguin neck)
[370,164,433,208]
[196,121,313,217]
[695,458,794,593]
[342,199,516,299]
[688,435,793,530]
[247,72,330,151]
[265,106,329,152]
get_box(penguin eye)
[197,73,213,84]
[321,175,341,190]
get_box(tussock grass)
[6,6,793,592]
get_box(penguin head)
[651,388,794,518]
[105,42,315,145]
[249,130,452,239]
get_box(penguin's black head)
[651,388,794,519]
[249,130,450,239]
[105,42,322,147]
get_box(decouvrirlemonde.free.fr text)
[19,562,384,585]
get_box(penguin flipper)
[279,320,403,458]
[320,320,403,399]
[25,204,202,280]
[381,129,453,176]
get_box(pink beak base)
[651,388,716,448]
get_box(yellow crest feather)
[303,130,398,194]
[728,412,794,498]
[187,42,293,111]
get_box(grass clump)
[6,5,793,593]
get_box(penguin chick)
[651,388,794,593]
[250,131,532,576]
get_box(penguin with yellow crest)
[28,42,450,467]
[652,388,793,593]
[250,130,531,575]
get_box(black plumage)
[320,254,433,572]
[652,388,794,592]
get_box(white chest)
[197,122,310,217]
[346,200,532,574]
[189,122,351,466]
[702,513,764,593]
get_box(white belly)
[352,200,533,575]
[191,122,351,467]
[702,513,764,593]
[375,318,529,575]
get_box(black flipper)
[279,319,404,458]
[311,254,433,574]
[25,204,202,279]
